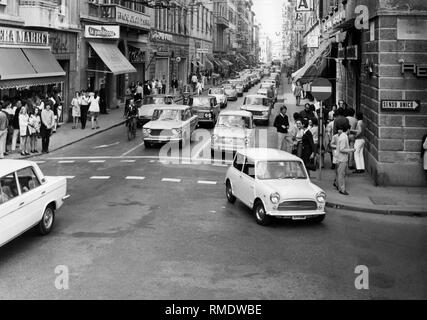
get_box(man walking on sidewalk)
[336,124,355,196]
[80,90,90,130]
[294,81,302,106]
[0,104,8,159]
[274,106,291,152]
[40,102,54,153]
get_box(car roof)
[237,148,303,161]
[0,159,36,176]
[146,94,173,98]
[219,110,252,117]
[245,94,268,99]
[152,104,189,111]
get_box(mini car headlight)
[172,129,182,136]
[143,128,151,135]
[270,192,280,204]
[316,192,326,203]
[262,111,269,116]
[212,134,219,141]
[205,113,212,118]
[244,137,250,145]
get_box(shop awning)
[0,47,65,81]
[204,58,214,70]
[0,76,64,90]
[197,61,204,68]
[236,53,248,64]
[221,59,233,67]
[292,40,333,84]
[88,41,137,75]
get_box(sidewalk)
[278,79,427,217]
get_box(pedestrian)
[295,118,304,158]
[0,103,8,159]
[143,81,151,96]
[326,111,336,169]
[35,95,44,111]
[196,80,203,95]
[294,81,302,106]
[301,119,316,174]
[309,117,320,167]
[151,79,157,95]
[273,105,290,152]
[80,90,90,130]
[333,107,350,135]
[161,75,167,94]
[191,73,198,92]
[19,106,30,156]
[422,134,427,172]
[28,107,41,153]
[11,100,22,152]
[171,76,179,95]
[3,101,15,155]
[328,104,337,123]
[40,102,54,153]
[353,112,366,174]
[99,83,108,114]
[287,69,292,84]
[336,124,355,196]
[330,132,340,189]
[300,103,315,122]
[136,81,144,98]
[289,112,301,155]
[89,91,100,130]
[156,79,162,95]
[70,91,81,129]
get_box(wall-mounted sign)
[381,100,421,112]
[296,0,312,12]
[151,31,173,42]
[401,63,427,77]
[129,48,145,64]
[196,48,209,54]
[0,27,49,47]
[114,6,151,30]
[307,35,319,48]
[294,24,306,31]
[49,31,76,55]
[84,25,120,39]
[397,18,427,40]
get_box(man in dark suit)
[273,105,290,152]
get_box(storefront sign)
[197,48,209,54]
[381,100,420,112]
[397,18,427,40]
[307,35,319,48]
[84,25,120,39]
[114,6,151,30]
[296,0,312,12]
[0,27,49,47]
[322,9,346,33]
[151,31,173,42]
[49,31,77,54]
[129,48,145,64]
[401,63,427,77]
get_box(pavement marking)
[35,161,46,164]
[64,176,76,179]
[161,178,182,183]
[120,160,136,163]
[94,142,120,149]
[89,160,106,163]
[90,176,111,180]
[121,141,145,157]
[197,180,218,185]
[149,160,157,163]
[58,160,75,164]
[125,176,146,180]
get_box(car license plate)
[292,216,307,220]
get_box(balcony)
[215,13,230,28]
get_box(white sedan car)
[208,87,228,108]
[225,148,326,226]
[0,160,69,247]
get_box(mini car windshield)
[217,115,251,128]
[210,88,224,94]
[224,85,235,89]
[152,109,181,121]
[256,161,307,180]
[192,97,212,107]
[245,97,269,106]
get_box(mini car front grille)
[249,111,264,116]
[278,201,317,211]
[150,129,173,137]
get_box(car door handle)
[19,202,25,207]
[41,191,46,195]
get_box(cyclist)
[124,99,138,130]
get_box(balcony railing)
[214,13,229,28]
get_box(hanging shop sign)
[381,100,421,112]
[129,48,145,64]
[151,31,173,42]
[0,27,49,47]
[296,0,312,12]
[84,25,120,39]
[346,45,358,60]
[322,9,346,33]
[307,35,319,48]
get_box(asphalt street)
[1,77,426,299]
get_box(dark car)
[137,94,175,127]
[187,95,220,128]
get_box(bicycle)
[126,115,137,141]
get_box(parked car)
[187,95,220,128]
[240,94,272,126]
[0,160,69,247]
[211,110,255,156]
[258,83,276,104]
[142,105,198,148]
[225,148,326,226]
[137,95,175,127]
[208,87,228,108]
[223,83,238,101]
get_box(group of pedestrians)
[0,93,60,157]
[274,99,366,196]
[70,90,101,131]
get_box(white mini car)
[240,95,272,126]
[208,87,228,108]
[225,148,326,226]
[0,160,69,247]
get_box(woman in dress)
[19,106,30,156]
[71,91,81,129]
[28,107,41,153]
[89,91,100,130]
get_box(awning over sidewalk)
[292,39,333,84]
[221,59,233,67]
[235,53,248,64]
[0,47,65,89]
[204,58,214,70]
[88,41,137,75]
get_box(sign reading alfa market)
[0,27,49,47]
[381,100,421,112]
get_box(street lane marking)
[58,160,75,164]
[94,142,120,149]
[35,161,46,164]
[197,180,218,185]
[126,176,146,180]
[161,178,182,183]
[121,141,145,157]
[90,176,110,180]
[89,160,106,163]
[121,160,136,163]
[62,176,75,179]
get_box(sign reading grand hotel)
[84,25,120,39]
[0,27,49,47]
[381,100,421,112]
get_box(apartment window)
[163,9,167,30]
[197,6,200,30]
[191,7,194,29]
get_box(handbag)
[306,158,317,171]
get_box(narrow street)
[1,75,426,300]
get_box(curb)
[326,202,427,217]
